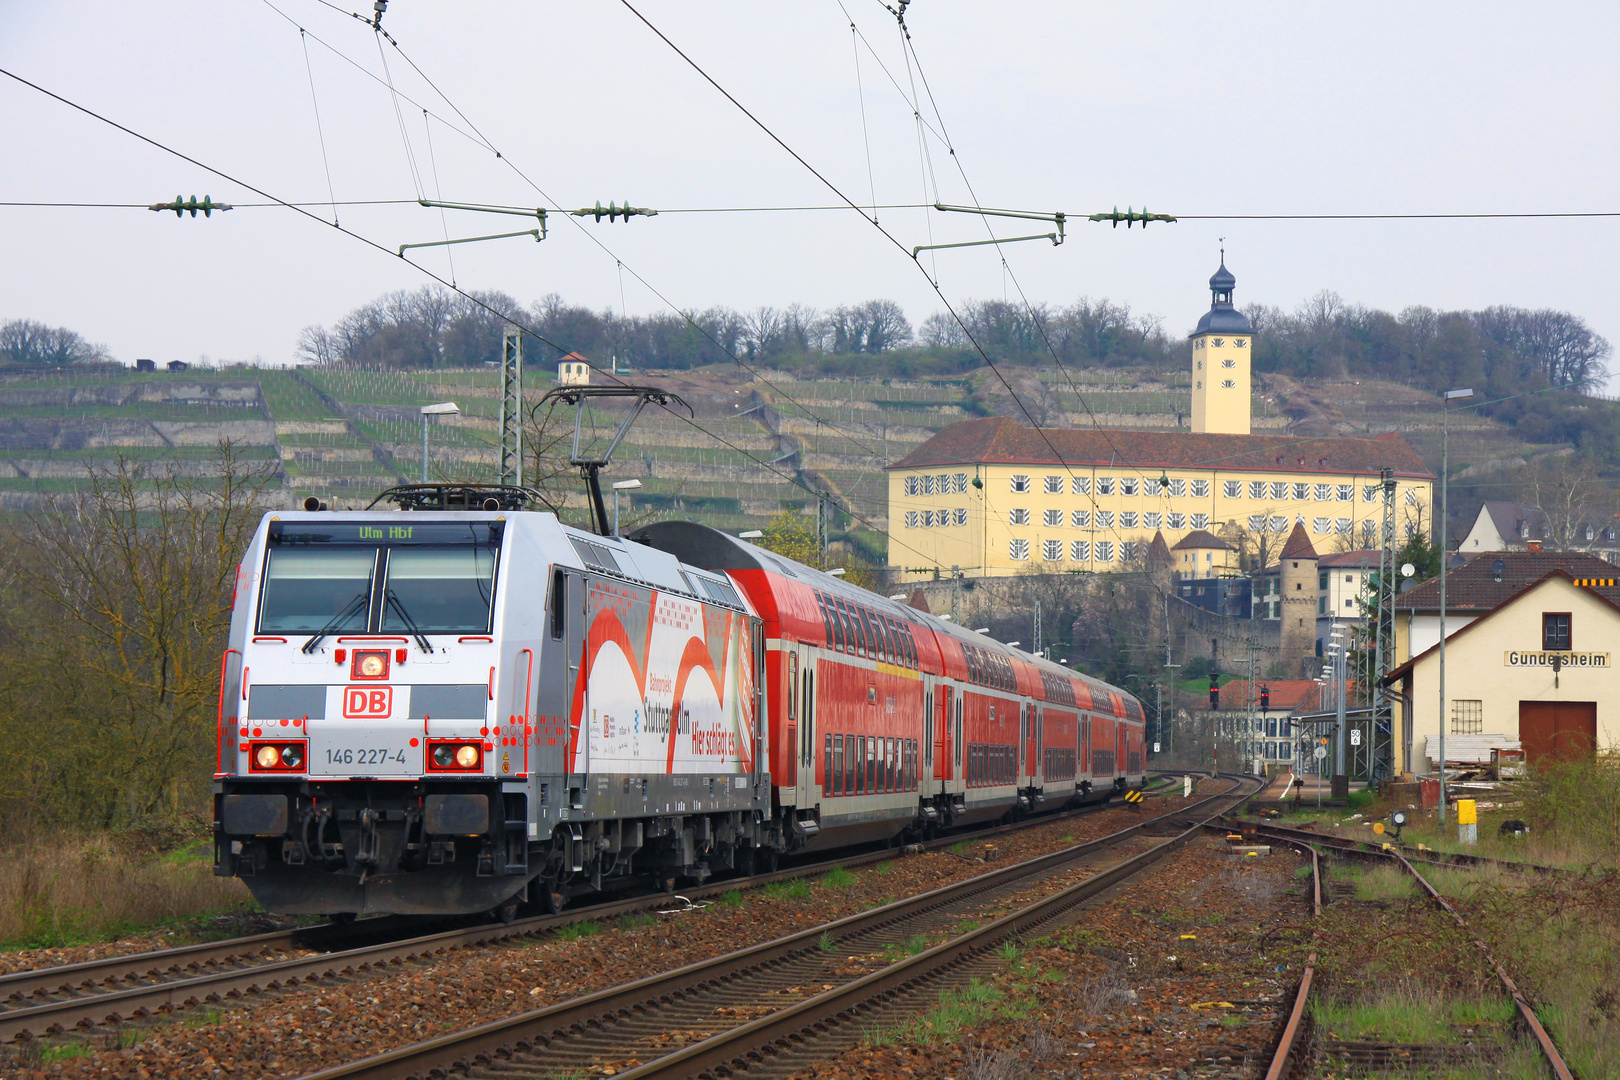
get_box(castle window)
[1170,478,1187,497]
[937,474,950,493]
[1406,489,1418,506]
[922,510,935,527]
[1293,483,1309,500]
[1192,479,1210,498]
[935,513,949,530]
[1145,478,1162,496]
[1234,339,1248,348]
[1406,522,1419,538]
[1044,509,1063,527]
[1096,510,1115,528]
[1096,541,1115,562]
[1071,541,1090,561]
[1249,515,1267,532]
[1221,359,1236,369]
[1315,484,1331,501]
[1270,516,1288,533]
[955,473,968,492]
[905,511,919,528]
[1122,478,1138,496]
[1212,338,1225,347]
[1224,480,1241,498]
[1098,478,1116,496]
[1009,539,1029,561]
[922,475,935,496]
[1191,513,1210,529]
[1337,484,1353,501]
[1144,512,1162,528]
[1120,512,1139,528]
[905,476,918,496]
[954,508,967,526]
[1042,540,1063,562]
[1168,512,1186,529]
[1194,338,1205,349]
[1220,380,1236,388]
[1122,541,1140,561]
[1363,520,1377,541]
[1072,476,1091,495]
[1313,517,1330,534]
[1250,481,1266,499]
[1336,518,1351,534]
[1072,510,1090,527]
[1364,485,1379,501]
[1044,475,1064,494]
[1010,474,1030,493]
[1270,482,1288,500]
[1008,508,1029,525]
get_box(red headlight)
[248,740,307,773]
[351,650,390,680]
[426,740,483,772]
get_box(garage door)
[1518,700,1597,764]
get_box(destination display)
[268,520,503,546]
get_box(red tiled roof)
[1216,678,1349,712]
[1279,521,1318,560]
[1394,550,1620,612]
[887,416,1433,478]
[1318,549,1382,569]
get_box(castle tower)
[1278,521,1319,673]
[1189,259,1254,435]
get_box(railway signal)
[149,195,232,217]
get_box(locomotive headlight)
[280,743,303,769]
[255,744,282,769]
[455,744,480,769]
[359,654,386,677]
[432,744,456,769]
[427,740,481,772]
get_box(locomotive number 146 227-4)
[325,747,408,766]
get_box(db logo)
[343,686,394,718]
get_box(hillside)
[0,363,1592,546]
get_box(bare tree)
[0,319,113,366]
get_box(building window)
[1192,479,1210,498]
[1345,598,1354,609]
[1406,489,1419,506]
[1249,514,1267,532]
[1042,539,1063,561]
[1191,513,1210,529]
[1072,509,1090,527]
[1010,474,1030,493]
[954,473,968,492]
[922,510,935,527]
[1362,519,1376,541]
[1451,699,1483,735]
[1337,484,1353,502]
[922,475,936,496]
[1336,517,1351,534]
[1271,481,1288,500]
[1406,522,1419,539]
[1144,512,1163,528]
[954,508,968,526]
[1212,338,1225,347]
[1293,482,1309,501]
[1220,380,1236,388]
[1313,517,1330,534]
[1318,595,1326,614]
[1098,477,1116,496]
[1543,612,1572,651]
[1224,480,1241,498]
[1071,540,1090,561]
[1144,478,1162,496]
[1072,476,1091,495]
[1364,485,1378,502]
[1270,516,1288,533]
[1315,483,1331,501]
[934,473,948,493]
[905,511,919,528]
[1122,541,1140,561]
[1008,508,1030,526]
[1096,541,1115,562]
[1096,510,1115,528]
[1009,538,1029,561]
[1221,358,1236,369]
[1249,481,1265,499]
[1044,475,1064,494]
[1168,512,1186,529]
[1121,512,1139,529]
[1043,509,1063,527]
[1122,477,1139,496]
[905,476,919,496]
[935,513,949,530]
[1169,478,1187,497]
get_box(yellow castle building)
[886,262,1436,579]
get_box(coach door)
[796,648,818,806]
[922,676,936,793]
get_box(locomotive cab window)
[258,548,376,633]
[381,547,497,634]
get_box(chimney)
[1527,541,1543,553]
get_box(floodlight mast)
[537,384,691,537]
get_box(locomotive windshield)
[258,521,502,636]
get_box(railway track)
[293,773,1263,1080]
[0,778,1180,1043]
[1225,815,1568,876]
[1255,821,1577,1080]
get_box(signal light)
[149,195,233,218]
[248,740,307,772]
[427,740,483,772]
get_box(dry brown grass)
[0,831,252,947]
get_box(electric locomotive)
[213,485,1144,917]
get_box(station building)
[1384,551,1620,772]
[886,263,1436,580]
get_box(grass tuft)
[820,865,857,889]
[553,920,601,941]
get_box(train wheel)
[660,875,678,894]
[496,901,520,925]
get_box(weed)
[956,919,982,934]
[1219,1012,1245,1028]
[949,840,973,855]
[717,889,745,908]
[875,860,894,876]
[1313,989,1515,1045]
[1060,834,1075,842]
[618,913,656,932]
[40,1041,91,1064]
[863,978,1028,1047]
[553,920,601,941]
[763,879,812,901]
[998,940,1024,963]
[183,1008,224,1028]
[820,865,856,889]
[116,1028,149,1049]
[1293,863,1315,879]
[818,931,837,952]
[881,934,932,961]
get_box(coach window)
[829,597,847,652]
[852,604,870,658]
[823,733,832,795]
[888,737,897,792]
[817,592,834,648]
[845,734,857,794]
[867,736,878,793]
[864,609,885,663]
[854,736,866,794]
[833,735,844,796]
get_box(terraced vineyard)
[0,364,1557,545]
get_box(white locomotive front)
[213,495,770,917]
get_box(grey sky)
[2,2,1616,381]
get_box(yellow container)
[1456,799,1477,825]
